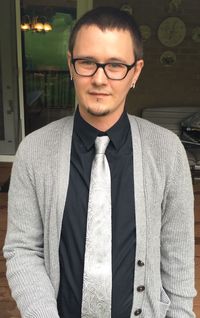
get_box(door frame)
[0,0,93,162]
[0,0,21,162]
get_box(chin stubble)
[87,106,110,117]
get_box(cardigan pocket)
[159,287,171,317]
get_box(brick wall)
[93,0,200,116]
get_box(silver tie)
[81,136,112,318]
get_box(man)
[4,6,196,318]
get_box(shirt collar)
[106,111,130,150]
[74,107,130,151]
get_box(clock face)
[120,4,133,15]
[192,26,200,43]
[158,17,186,47]
[139,25,152,41]
[160,51,177,66]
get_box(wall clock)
[120,4,133,15]
[158,17,186,47]
[167,0,183,14]
[139,25,152,42]
[160,51,176,66]
[192,26,200,43]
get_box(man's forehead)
[74,25,134,51]
[72,25,135,62]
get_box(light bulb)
[43,23,52,32]
[21,23,30,31]
[34,22,44,32]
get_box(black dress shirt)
[57,109,136,318]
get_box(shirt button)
[137,285,145,292]
[134,308,142,316]
[137,260,145,267]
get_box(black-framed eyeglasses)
[71,58,137,80]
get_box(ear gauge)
[131,83,135,89]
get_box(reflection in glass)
[21,2,76,134]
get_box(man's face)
[68,25,143,127]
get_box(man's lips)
[89,92,110,97]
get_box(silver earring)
[131,83,135,89]
[70,74,73,81]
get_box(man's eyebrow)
[106,58,128,63]
[73,56,95,60]
[73,56,128,63]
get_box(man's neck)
[79,108,125,132]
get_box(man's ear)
[131,59,144,86]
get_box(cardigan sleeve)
[3,142,60,318]
[161,139,197,318]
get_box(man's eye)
[108,63,124,69]
[79,60,95,66]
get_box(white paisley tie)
[81,136,112,318]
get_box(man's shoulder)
[27,116,73,140]
[16,116,74,160]
[128,114,180,144]
[128,114,184,162]
[25,115,73,141]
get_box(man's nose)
[91,66,108,84]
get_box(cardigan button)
[137,285,145,292]
[137,260,144,267]
[134,308,142,316]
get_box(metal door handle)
[7,99,14,114]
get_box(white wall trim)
[15,0,25,140]
[0,155,15,162]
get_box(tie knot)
[95,136,110,154]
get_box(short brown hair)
[68,6,143,60]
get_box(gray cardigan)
[3,115,196,318]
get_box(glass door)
[20,0,92,135]
[0,0,92,158]
[0,0,20,155]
